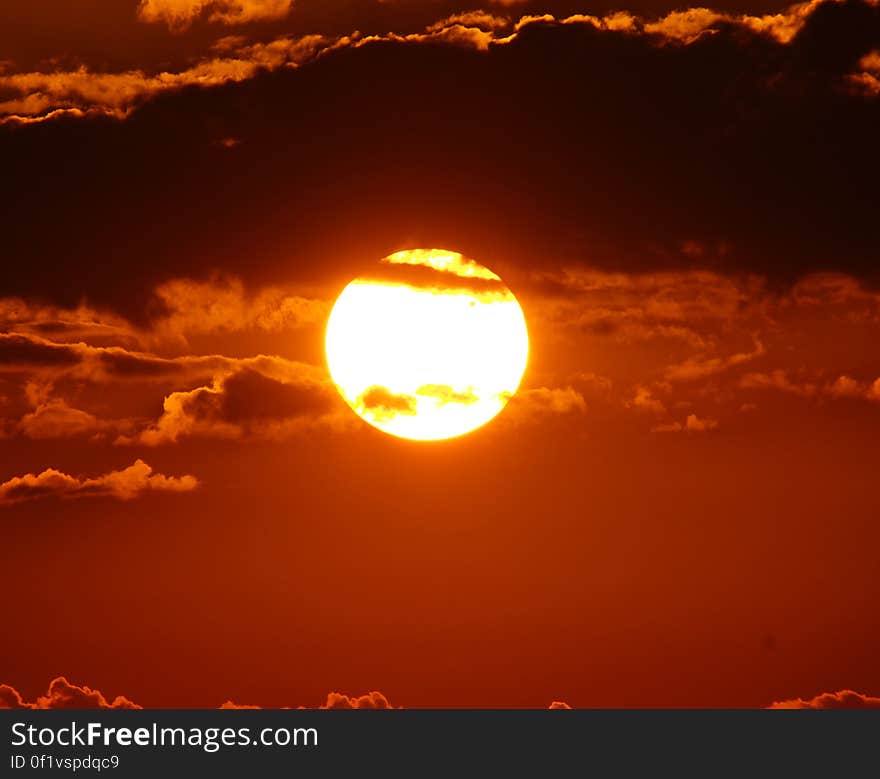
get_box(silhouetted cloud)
[0,333,86,369]
[0,332,223,382]
[129,363,339,444]
[0,0,877,316]
[0,298,138,348]
[3,0,877,129]
[0,35,326,123]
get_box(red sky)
[1,0,880,710]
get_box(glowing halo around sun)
[325,249,529,441]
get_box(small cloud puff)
[2,679,395,710]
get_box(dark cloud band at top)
[0,0,878,320]
[2,1,873,125]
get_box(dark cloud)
[0,0,813,78]
[97,350,198,379]
[0,333,211,381]
[219,367,330,420]
[0,333,84,369]
[0,298,138,347]
[0,0,878,322]
[130,363,339,444]
[0,329,304,386]
[0,329,341,443]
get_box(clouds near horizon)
[0,678,140,710]
[6,678,879,710]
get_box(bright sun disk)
[325,249,529,441]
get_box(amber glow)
[325,250,529,440]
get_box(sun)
[325,249,529,441]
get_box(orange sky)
[1,0,880,710]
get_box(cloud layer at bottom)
[3,679,877,710]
